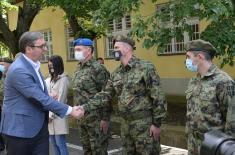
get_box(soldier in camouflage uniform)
[72,38,110,155]
[0,57,13,151]
[79,35,167,155]
[0,57,13,105]
[185,39,235,155]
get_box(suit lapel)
[20,55,46,92]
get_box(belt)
[122,110,152,121]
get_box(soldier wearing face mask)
[71,38,110,155]
[0,57,13,107]
[0,57,12,151]
[185,39,235,155]
[78,35,167,155]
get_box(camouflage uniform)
[185,64,235,155]
[84,57,167,155]
[226,96,235,138]
[72,59,110,155]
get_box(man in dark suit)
[0,31,82,155]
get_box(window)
[157,4,200,55]
[40,30,53,62]
[105,15,131,59]
[65,26,75,60]
[65,25,97,60]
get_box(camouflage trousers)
[187,132,203,155]
[78,117,109,155]
[120,117,160,155]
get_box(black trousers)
[4,120,49,155]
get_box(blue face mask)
[0,65,5,73]
[185,58,198,72]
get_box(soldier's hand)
[100,120,109,134]
[150,124,161,141]
[70,106,84,119]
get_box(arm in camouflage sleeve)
[147,64,167,128]
[83,76,115,113]
[220,81,235,137]
[94,66,111,121]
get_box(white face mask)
[74,51,85,61]
[0,65,5,73]
[185,58,198,72]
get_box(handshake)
[70,106,85,119]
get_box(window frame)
[156,3,200,55]
[105,15,131,59]
[40,29,53,63]
[65,25,76,61]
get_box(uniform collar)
[198,64,217,79]
[120,56,138,71]
[79,58,94,68]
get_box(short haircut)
[19,31,44,53]
[191,50,212,61]
[48,55,64,76]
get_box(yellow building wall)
[97,0,235,79]
[7,5,78,77]
[7,1,235,81]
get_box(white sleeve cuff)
[66,106,73,115]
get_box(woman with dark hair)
[45,55,69,155]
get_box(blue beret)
[73,38,93,47]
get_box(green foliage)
[0,0,17,14]
[202,17,235,67]
[2,0,234,66]
[129,0,235,67]
[34,0,106,38]
[0,42,10,58]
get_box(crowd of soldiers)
[0,34,234,155]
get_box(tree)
[94,0,235,67]
[0,0,109,56]
[0,0,41,57]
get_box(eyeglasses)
[30,44,48,50]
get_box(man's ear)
[198,53,205,60]
[25,46,31,54]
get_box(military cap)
[0,57,13,63]
[73,38,93,47]
[185,39,217,58]
[113,34,135,49]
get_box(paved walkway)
[49,128,188,155]
[49,143,188,155]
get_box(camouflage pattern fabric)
[72,59,110,155]
[226,95,235,138]
[121,117,161,155]
[185,64,235,155]
[83,57,167,155]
